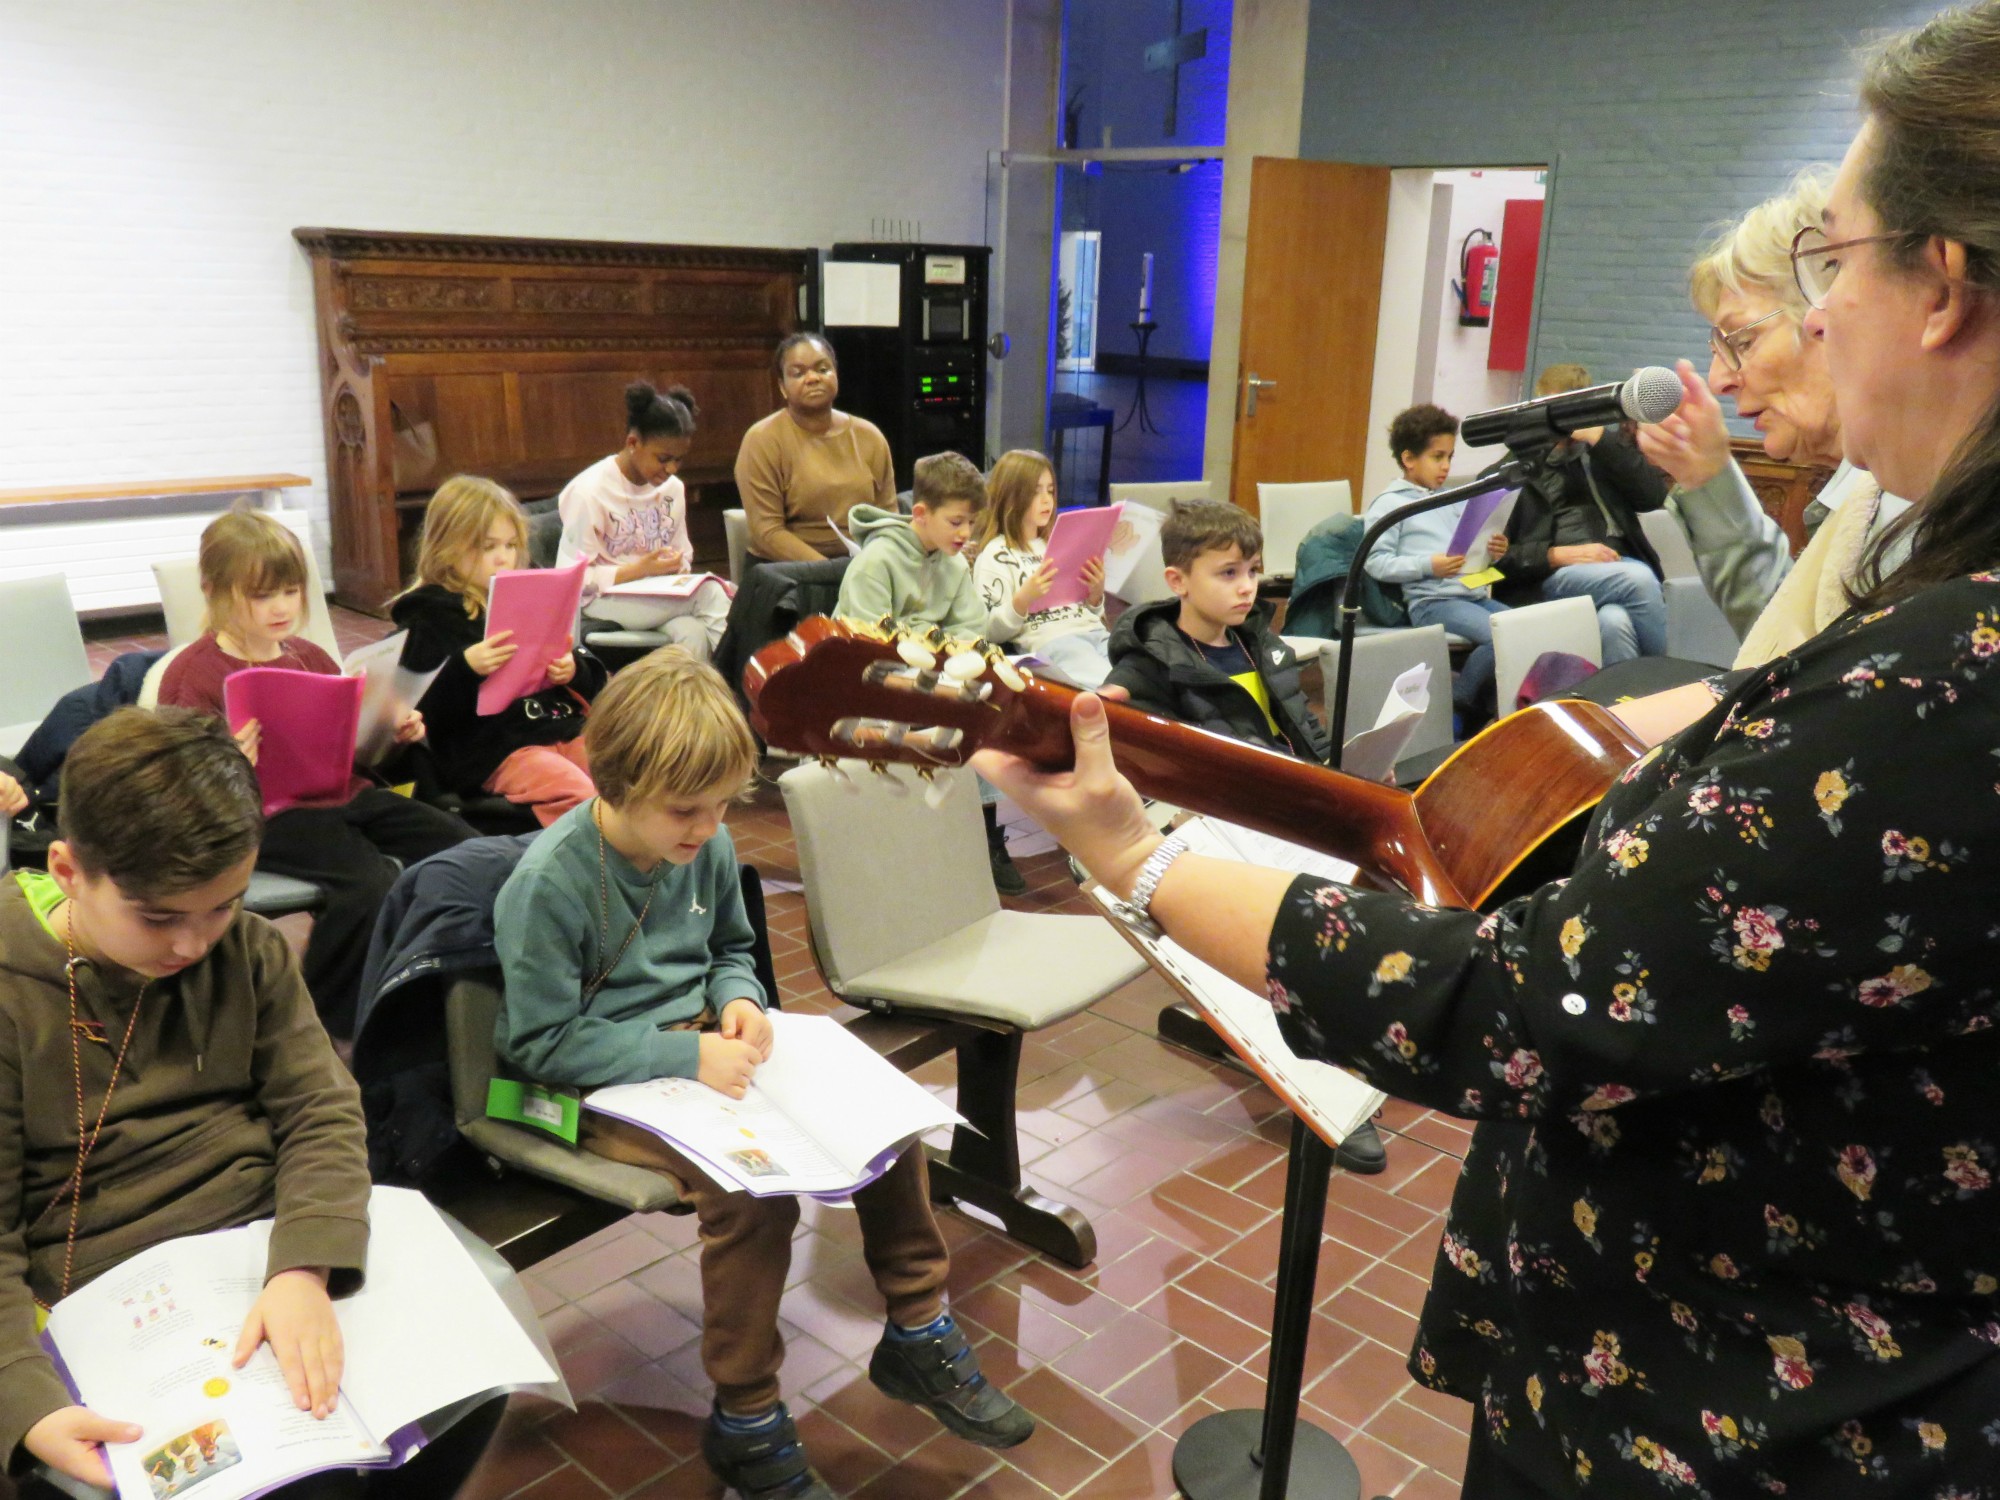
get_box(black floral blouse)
[1265,575,2000,1498]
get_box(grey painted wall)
[1301,0,1945,404]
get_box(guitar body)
[746,617,1649,911]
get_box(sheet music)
[1092,818,1384,1146]
[1338,662,1430,782]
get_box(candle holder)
[1117,319,1164,437]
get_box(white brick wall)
[1302,0,1947,403]
[0,0,1007,568]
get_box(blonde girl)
[970,450,1111,688]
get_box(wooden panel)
[1232,158,1392,515]
[513,370,640,466]
[0,474,309,508]
[1730,439,1833,557]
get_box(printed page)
[479,562,586,716]
[1337,662,1431,782]
[584,1075,856,1195]
[344,632,442,769]
[601,572,733,601]
[747,1013,962,1177]
[49,1226,388,1500]
[1099,503,1163,599]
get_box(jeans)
[1407,594,1511,722]
[1539,560,1667,664]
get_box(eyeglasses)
[1790,225,1911,308]
[1708,307,1786,372]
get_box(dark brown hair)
[1161,499,1262,573]
[59,708,262,897]
[1850,3,2000,608]
[624,381,699,442]
[1386,403,1459,465]
[911,451,986,511]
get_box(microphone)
[1460,366,1683,451]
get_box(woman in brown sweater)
[734,332,897,563]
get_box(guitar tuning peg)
[918,768,952,810]
[897,635,939,670]
[990,654,1026,692]
[867,762,911,797]
[942,649,985,682]
[819,756,859,793]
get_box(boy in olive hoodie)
[834,450,989,637]
[0,709,496,1496]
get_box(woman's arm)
[735,430,824,563]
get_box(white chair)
[1296,625,1455,765]
[1108,479,1212,514]
[1640,510,1742,668]
[723,508,751,584]
[1491,596,1602,718]
[0,574,92,760]
[1257,480,1352,581]
[152,554,343,661]
[780,761,1147,1265]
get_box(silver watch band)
[1111,833,1189,937]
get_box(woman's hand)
[545,644,577,686]
[972,692,1162,900]
[1012,561,1059,616]
[235,1267,344,1418]
[1636,359,1732,489]
[25,1405,142,1489]
[1082,556,1106,607]
[394,709,426,745]
[1430,553,1467,578]
[234,719,261,767]
[0,769,27,817]
[719,998,774,1062]
[464,630,518,677]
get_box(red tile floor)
[76,610,1476,1500]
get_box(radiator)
[0,496,318,616]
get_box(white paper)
[343,633,442,769]
[1100,503,1165,600]
[824,514,863,558]
[823,262,902,327]
[583,1012,961,1197]
[1337,662,1431,782]
[46,1188,555,1500]
[600,572,734,601]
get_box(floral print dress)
[1264,575,2000,1498]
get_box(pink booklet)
[223,669,362,815]
[1037,504,1124,612]
[480,562,587,716]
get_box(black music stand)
[1118,319,1165,436]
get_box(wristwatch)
[1107,834,1190,940]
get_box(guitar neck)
[991,678,1471,908]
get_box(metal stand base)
[1173,1409,1360,1500]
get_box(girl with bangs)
[971,449,1112,689]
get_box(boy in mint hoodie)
[835,450,989,637]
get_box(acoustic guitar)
[746,617,1650,910]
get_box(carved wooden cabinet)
[294,228,812,612]
[1729,439,1834,558]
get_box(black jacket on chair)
[713,556,850,711]
[1104,598,1332,764]
[1494,427,1671,604]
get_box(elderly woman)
[982,6,2000,1493]
[734,332,896,564]
[1640,174,1910,666]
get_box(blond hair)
[1533,363,1592,398]
[977,449,1055,551]
[198,507,311,635]
[1688,168,1831,324]
[585,647,758,808]
[412,475,529,617]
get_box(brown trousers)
[583,1116,950,1412]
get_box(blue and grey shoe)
[701,1402,836,1499]
[868,1314,1035,1448]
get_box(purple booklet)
[1445,488,1518,558]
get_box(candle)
[1139,252,1154,319]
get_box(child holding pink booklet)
[159,509,475,1036]
[971,450,1113,689]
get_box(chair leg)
[924,1028,1097,1269]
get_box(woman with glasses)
[1638,174,1911,666]
[979,6,2000,1494]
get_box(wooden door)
[1231,158,1392,515]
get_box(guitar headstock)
[744,616,1072,780]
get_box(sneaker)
[869,1315,1035,1448]
[1334,1118,1388,1175]
[701,1402,836,1499]
[989,839,1028,896]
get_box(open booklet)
[1088,817,1386,1147]
[1336,661,1431,783]
[44,1187,558,1500]
[600,572,735,601]
[582,1012,962,1199]
[340,632,443,769]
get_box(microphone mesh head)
[1622,366,1684,424]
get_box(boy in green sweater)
[834,449,989,638]
[494,649,1032,1500]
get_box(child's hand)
[234,719,262,767]
[614,548,683,584]
[234,1267,344,1419]
[394,709,426,745]
[719,998,773,1062]
[0,769,27,817]
[464,630,518,677]
[1081,556,1106,606]
[26,1405,141,1488]
[1486,533,1510,562]
[546,644,577,686]
[1012,561,1058,615]
[698,1033,760,1098]
[1430,554,1467,578]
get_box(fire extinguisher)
[1455,229,1499,327]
